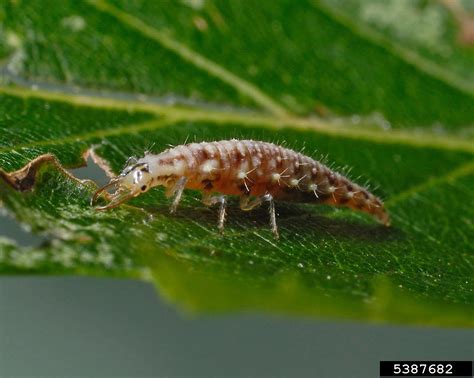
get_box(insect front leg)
[240,194,279,239]
[167,176,188,214]
[202,192,227,233]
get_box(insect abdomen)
[159,140,389,225]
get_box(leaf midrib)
[0,118,167,154]
[1,85,473,154]
[2,0,474,152]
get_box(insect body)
[92,139,390,238]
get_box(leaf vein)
[1,85,473,154]
[387,161,474,206]
[0,118,167,154]
[86,0,288,117]
[313,1,474,97]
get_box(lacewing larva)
[91,139,389,238]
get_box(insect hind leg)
[202,193,227,233]
[240,194,279,239]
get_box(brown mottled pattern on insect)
[92,139,390,238]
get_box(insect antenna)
[101,140,129,161]
[123,156,138,169]
[144,142,156,155]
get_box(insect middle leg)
[202,192,227,233]
[167,176,188,213]
[240,194,279,239]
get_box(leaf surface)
[0,0,473,327]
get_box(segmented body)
[93,139,389,238]
[142,139,389,225]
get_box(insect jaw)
[91,163,154,210]
[93,188,136,211]
[91,176,137,211]
[90,178,120,207]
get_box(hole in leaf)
[0,209,46,247]
[68,153,111,187]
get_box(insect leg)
[266,195,278,239]
[239,195,262,211]
[202,193,227,232]
[240,194,279,239]
[168,177,188,214]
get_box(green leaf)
[0,0,473,327]
[321,0,474,84]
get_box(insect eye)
[141,185,147,191]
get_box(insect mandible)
[91,139,390,238]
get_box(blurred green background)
[1,275,473,376]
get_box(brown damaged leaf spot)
[0,152,138,210]
[459,18,474,46]
[440,0,474,46]
[0,154,87,192]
